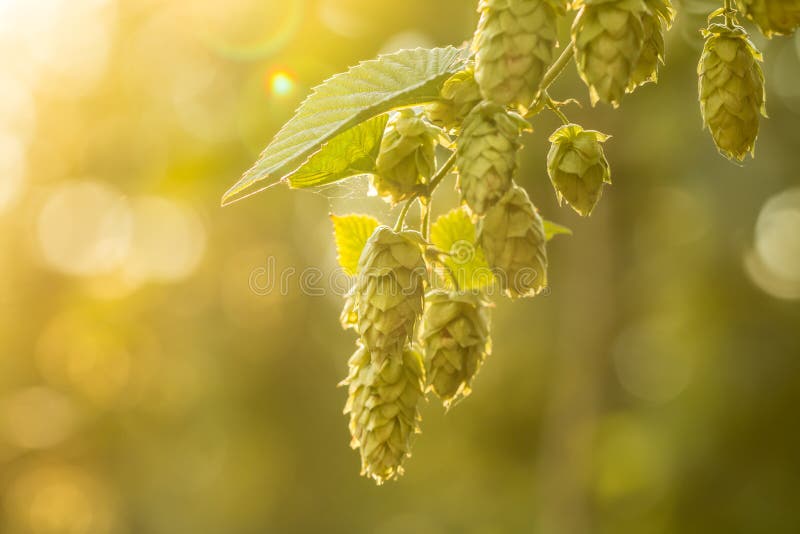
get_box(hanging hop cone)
[479,184,548,298]
[572,0,649,107]
[341,343,425,484]
[424,68,483,132]
[472,0,567,110]
[456,102,531,216]
[355,226,427,359]
[419,290,492,408]
[628,0,675,91]
[546,123,611,217]
[698,23,766,161]
[373,109,440,203]
[736,0,800,38]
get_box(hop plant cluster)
[226,0,799,484]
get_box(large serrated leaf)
[287,114,388,189]
[222,46,468,205]
[430,207,494,291]
[330,214,380,276]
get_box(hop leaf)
[456,102,531,215]
[373,109,441,203]
[429,207,494,290]
[478,184,548,298]
[698,23,766,161]
[572,0,649,107]
[547,123,611,216]
[341,343,425,484]
[419,290,492,408]
[331,214,380,276]
[473,0,567,110]
[355,226,427,359]
[736,0,800,38]
[223,46,468,205]
[424,68,483,132]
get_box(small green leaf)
[430,207,493,290]
[543,220,573,241]
[288,114,388,189]
[331,214,380,276]
[223,46,468,205]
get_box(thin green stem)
[426,152,457,196]
[723,0,736,27]
[420,198,431,241]
[526,45,576,118]
[393,196,417,231]
[545,93,570,125]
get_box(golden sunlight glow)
[269,71,295,97]
[37,181,132,277]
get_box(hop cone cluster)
[572,0,649,107]
[425,68,483,132]
[629,0,675,90]
[341,343,425,484]
[472,0,566,109]
[479,184,548,298]
[355,226,426,359]
[546,123,611,217]
[456,102,530,215]
[419,290,492,407]
[698,23,766,161]
[736,0,800,38]
[374,109,439,203]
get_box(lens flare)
[269,71,295,97]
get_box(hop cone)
[373,109,439,203]
[736,0,800,38]
[628,0,675,90]
[456,102,530,215]
[420,290,491,407]
[546,123,611,217]
[355,226,427,359]
[472,0,566,109]
[479,184,548,298]
[341,343,425,484]
[698,23,766,161]
[424,68,483,132]
[572,0,649,107]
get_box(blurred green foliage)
[0,0,799,533]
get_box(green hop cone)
[479,183,548,298]
[373,109,440,203]
[736,0,800,38]
[628,0,675,90]
[546,123,612,217]
[419,290,492,408]
[341,343,425,484]
[473,0,566,110]
[572,0,649,107]
[698,23,766,161]
[355,226,427,359]
[456,102,530,215]
[424,68,483,132]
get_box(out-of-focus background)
[1,0,799,532]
